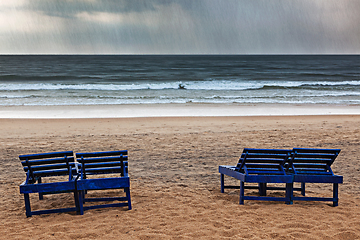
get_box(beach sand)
[1,113,360,239]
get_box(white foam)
[1,80,359,91]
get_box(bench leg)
[24,193,32,217]
[220,174,225,193]
[286,183,293,205]
[38,178,44,200]
[239,181,244,205]
[301,182,306,196]
[259,183,267,196]
[126,187,132,210]
[81,190,86,204]
[77,191,84,215]
[333,183,339,207]
[74,191,82,215]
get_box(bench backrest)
[287,148,341,175]
[20,151,76,183]
[76,150,128,178]
[236,148,292,175]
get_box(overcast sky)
[1,0,359,54]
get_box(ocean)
[0,55,359,106]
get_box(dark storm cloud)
[25,0,197,17]
[2,0,360,54]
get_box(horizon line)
[1,53,359,56]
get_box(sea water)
[0,55,359,106]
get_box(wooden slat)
[77,156,128,163]
[85,167,123,174]
[81,161,128,169]
[292,158,332,164]
[243,148,292,154]
[292,196,335,201]
[21,157,75,167]
[296,170,332,175]
[242,153,287,159]
[240,159,285,163]
[245,163,281,168]
[27,207,78,216]
[293,162,328,169]
[24,162,76,172]
[247,170,284,175]
[246,169,282,173]
[293,174,343,183]
[76,150,127,158]
[243,196,289,201]
[19,151,74,160]
[295,169,328,173]
[293,154,336,159]
[83,202,129,211]
[32,169,77,178]
[293,148,341,154]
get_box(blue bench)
[219,148,293,204]
[75,150,131,214]
[19,151,81,217]
[287,148,343,206]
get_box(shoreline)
[0,103,360,118]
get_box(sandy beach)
[1,105,360,239]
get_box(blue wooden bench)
[287,148,343,206]
[19,151,81,217]
[219,148,293,204]
[75,150,131,214]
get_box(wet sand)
[1,103,360,118]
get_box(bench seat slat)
[238,159,285,164]
[246,170,283,173]
[295,166,328,170]
[245,164,282,168]
[292,158,333,163]
[295,170,332,175]
[293,163,327,167]
[295,169,329,173]
[294,153,337,158]
[247,170,285,175]
[246,167,282,171]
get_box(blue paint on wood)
[19,151,81,217]
[287,148,343,206]
[219,148,293,204]
[75,150,132,212]
[220,148,343,206]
